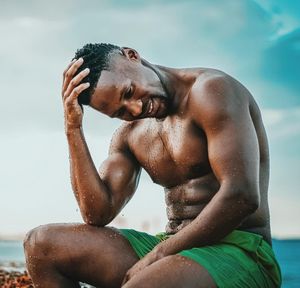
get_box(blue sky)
[0,0,299,238]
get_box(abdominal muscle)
[164,174,271,244]
[164,174,218,234]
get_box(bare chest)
[129,117,210,187]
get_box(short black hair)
[73,43,121,106]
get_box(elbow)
[232,193,259,215]
[77,193,114,227]
[82,215,106,227]
[223,182,260,214]
[243,195,259,213]
[81,207,113,227]
[239,186,260,213]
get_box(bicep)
[194,76,260,197]
[98,123,141,217]
[99,150,141,215]
[206,110,259,189]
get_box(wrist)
[152,243,167,260]
[65,125,82,137]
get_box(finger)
[61,59,77,89]
[63,68,90,100]
[63,57,83,78]
[65,82,90,104]
[63,58,77,78]
[62,58,84,93]
[121,274,129,286]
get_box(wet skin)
[24,48,271,287]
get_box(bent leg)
[24,223,139,288]
[122,254,217,288]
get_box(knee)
[23,224,55,259]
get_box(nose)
[124,99,143,117]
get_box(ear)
[121,47,141,62]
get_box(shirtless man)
[24,43,281,287]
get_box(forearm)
[66,127,112,225]
[155,187,258,256]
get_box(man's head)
[73,43,170,121]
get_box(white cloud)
[270,194,300,238]
[0,0,280,132]
[262,109,286,126]
[254,0,300,37]
[262,107,300,139]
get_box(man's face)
[89,51,170,121]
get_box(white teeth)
[149,101,153,114]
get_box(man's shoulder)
[187,69,250,124]
[110,121,136,152]
[110,119,144,151]
[190,68,250,103]
[190,68,239,101]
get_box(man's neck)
[141,59,196,113]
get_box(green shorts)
[118,229,282,287]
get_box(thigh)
[28,223,139,287]
[123,254,217,288]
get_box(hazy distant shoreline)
[0,234,26,241]
[1,234,300,241]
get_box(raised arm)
[62,58,141,226]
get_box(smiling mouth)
[139,98,153,118]
[140,97,166,119]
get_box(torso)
[126,69,271,244]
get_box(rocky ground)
[0,269,33,288]
[0,268,93,288]
[0,261,94,287]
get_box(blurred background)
[0,0,299,286]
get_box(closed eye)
[112,85,134,118]
[124,86,133,100]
